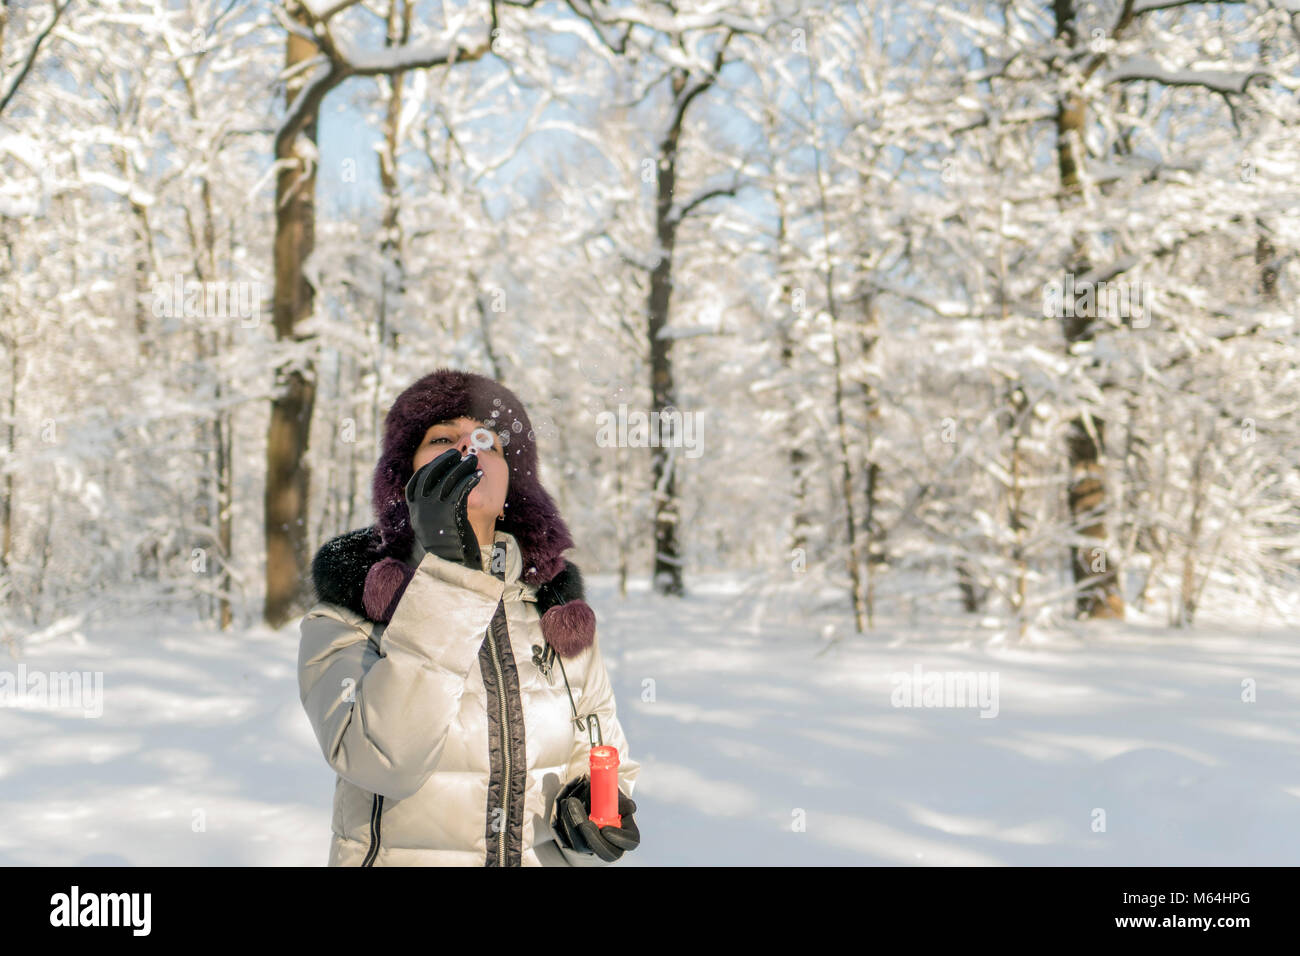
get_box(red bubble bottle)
[581,715,621,829]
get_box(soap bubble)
[463,426,495,458]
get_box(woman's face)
[412,416,509,520]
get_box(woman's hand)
[554,775,640,862]
[405,448,483,571]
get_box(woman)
[297,367,641,866]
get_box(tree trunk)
[110,140,156,362]
[0,213,15,579]
[317,356,340,547]
[773,203,811,566]
[778,317,810,562]
[214,334,234,631]
[1,316,15,575]
[1176,413,1215,628]
[1007,384,1028,633]
[858,292,884,623]
[1055,0,1123,620]
[371,1,406,511]
[374,0,409,380]
[805,94,865,634]
[615,448,629,599]
[264,8,321,627]
[647,70,688,597]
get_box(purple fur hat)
[327,367,594,659]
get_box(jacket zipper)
[486,599,510,867]
[362,793,384,866]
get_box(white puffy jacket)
[297,530,640,866]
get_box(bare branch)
[658,31,734,150]
[667,179,743,227]
[561,0,633,55]
[1132,0,1249,13]
[0,0,73,117]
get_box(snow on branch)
[604,8,765,35]
[272,1,490,155]
[335,37,488,75]
[563,0,764,74]
[1082,0,1255,85]
[298,0,361,20]
[273,54,335,157]
[1103,56,1267,94]
[564,0,765,38]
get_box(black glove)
[554,774,640,862]
[404,448,483,571]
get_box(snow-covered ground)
[2,572,1298,865]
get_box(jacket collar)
[309,524,589,627]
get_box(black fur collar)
[308,525,587,624]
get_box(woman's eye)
[428,436,499,451]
